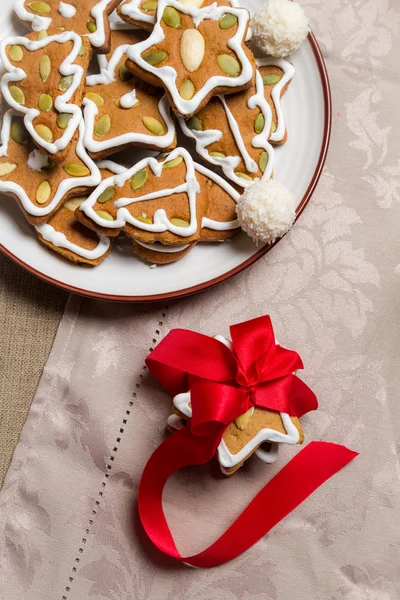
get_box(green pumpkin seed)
[0,163,17,176]
[219,13,238,29]
[35,124,53,143]
[64,196,88,211]
[78,41,86,56]
[57,113,72,129]
[95,115,111,137]
[179,78,194,100]
[171,217,189,227]
[9,45,23,62]
[141,0,158,10]
[136,215,152,224]
[235,172,253,181]
[56,26,65,31]
[271,120,277,133]
[142,116,165,135]
[259,151,269,174]
[142,50,167,66]
[131,168,148,191]
[86,20,97,33]
[254,113,265,134]
[85,92,104,107]
[28,1,51,14]
[186,116,203,131]
[58,75,73,92]
[98,187,116,204]
[38,93,53,112]
[39,55,51,83]
[262,73,282,85]
[209,151,226,158]
[37,30,48,40]
[64,163,91,177]
[163,6,180,28]
[11,120,29,145]
[163,156,183,169]
[36,181,51,204]
[217,54,241,77]
[119,61,133,81]
[95,210,114,221]
[9,86,25,105]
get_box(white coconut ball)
[251,0,309,58]
[236,180,296,244]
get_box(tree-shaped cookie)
[132,161,241,263]
[14,0,122,53]
[0,110,100,226]
[167,336,304,475]
[35,161,126,264]
[118,0,240,32]
[257,58,295,145]
[0,31,91,163]
[179,68,275,188]
[125,0,255,116]
[83,28,176,159]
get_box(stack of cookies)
[0,0,297,265]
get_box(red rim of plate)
[0,32,332,303]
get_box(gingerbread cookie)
[0,31,91,163]
[132,160,240,263]
[179,66,275,188]
[125,0,255,117]
[75,148,240,263]
[0,110,100,226]
[118,0,240,32]
[257,57,295,144]
[83,28,176,159]
[167,335,304,475]
[13,0,122,53]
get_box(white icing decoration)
[58,2,77,18]
[194,162,240,231]
[136,240,191,253]
[96,159,128,175]
[170,336,300,470]
[126,0,253,116]
[84,43,176,153]
[80,147,200,236]
[0,32,85,156]
[178,70,275,188]
[35,222,110,259]
[254,442,279,464]
[13,0,116,48]
[119,89,138,108]
[0,110,101,217]
[256,57,295,143]
[27,149,50,172]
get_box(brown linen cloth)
[0,255,67,485]
[1,0,400,598]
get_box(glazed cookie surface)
[84,28,176,159]
[125,0,255,116]
[14,0,123,53]
[0,31,91,162]
[0,110,100,226]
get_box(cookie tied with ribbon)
[138,315,358,567]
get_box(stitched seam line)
[61,306,168,600]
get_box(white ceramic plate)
[0,1,331,301]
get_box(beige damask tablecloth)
[1,0,400,598]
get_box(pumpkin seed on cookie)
[36,181,51,204]
[58,75,73,92]
[142,116,165,135]
[9,45,23,62]
[86,20,97,33]
[64,163,91,177]
[39,55,51,82]
[9,86,25,105]
[142,50,167,66]
[11,120,29,145]
[131,168,148,191]
[35,124,53,143]
[259,152,269,173]
[217,54,241,76]
[57,113,72,129]
[262,73,282,85]
[163,156,183,169]
[28,2,51,13]
[254,113,265,134]
[186,116,203,131]
[95,210,114,221]
[0,163,17,176]
[98,188,116,204]
[38,93,53,112]
[163,6,180,28]
[219,13,238,29]
[171,218,189,227]
[95,115,111,137]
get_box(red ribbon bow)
[138,315,358,568]
[146,315,318,437]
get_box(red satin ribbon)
[138,432,358,567]
[139,316,358,567]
